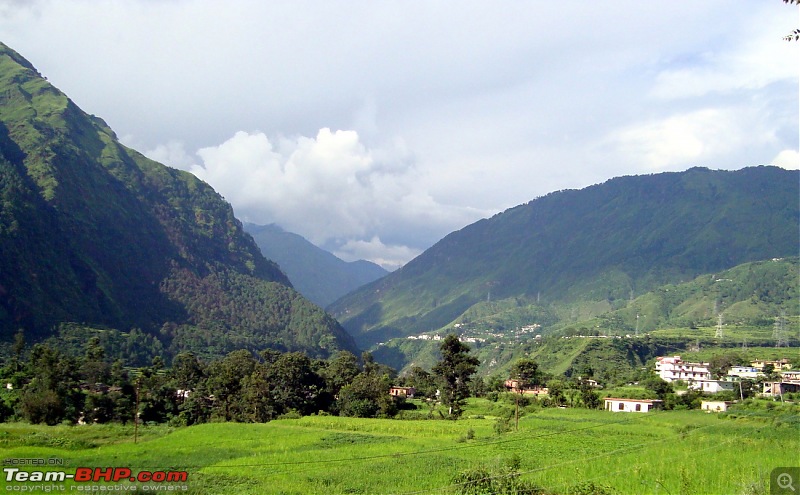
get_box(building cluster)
[406,334,444,341]
[605,355,798,413]
[655,355,732,393]
[654,355,798,396]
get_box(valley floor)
[2,399,798,494]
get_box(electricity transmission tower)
[774,311,788,347]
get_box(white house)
[688,379,736,393]
[655,356,711,383]
[701,400,733,412]
[604,398,663,413]
[727,366,761,379]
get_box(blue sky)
[2,1,797,269]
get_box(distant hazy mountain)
[329,166,799,349]
[0,42,357,360]
[244,223,388,308]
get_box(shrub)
[494,418,511,435]
[276,409,302,420]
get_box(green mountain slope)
[574,257,799,335]
[0,42,357,360]
[372,258,799,376]
[244,223,387,307]
[330,166,799,349]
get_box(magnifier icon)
[778,472,796,492]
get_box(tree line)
[1,331,769,426]
[0,333,482,426]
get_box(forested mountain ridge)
[330,166,799,349]
[244,223,387,308]
[0,42,357,360]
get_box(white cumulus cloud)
[604,101,790,173]
[771,150,800,170]
[166,129,486,269]
[608,109,744,171]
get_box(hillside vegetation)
[330,166,799,355]
[0,42,356,361]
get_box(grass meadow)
[2,399,798,494]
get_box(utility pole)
[134,378,140,444]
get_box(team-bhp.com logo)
[5,468,188,483]
[5,467,188,491]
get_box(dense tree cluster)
[0,332,402,425]
[0,332,490,426]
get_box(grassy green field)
[2,399,798,494]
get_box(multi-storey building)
[655,356,711,383]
